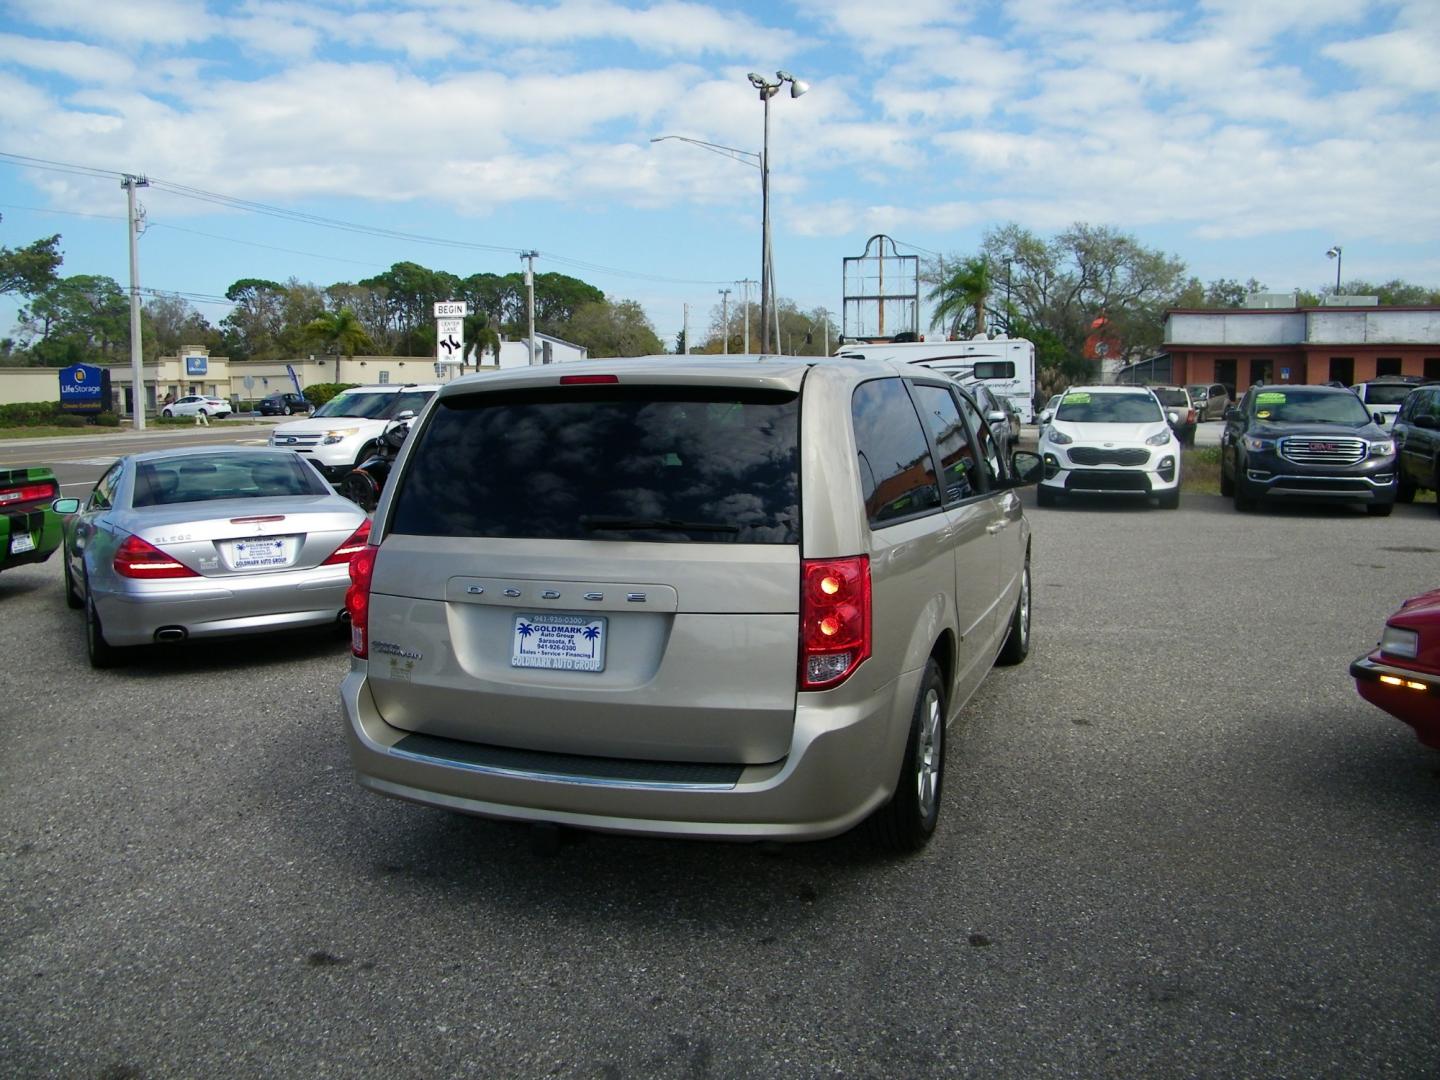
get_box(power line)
[0,151,737,287]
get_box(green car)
[0,466,64,572]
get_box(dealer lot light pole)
[747,71,808,354]
[1326,245,1342,295]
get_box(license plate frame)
[226,535,297,571]
[511,613,607,672]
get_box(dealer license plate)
[511,613,607,672]
[10,533,35,555]
[227,536,296,570]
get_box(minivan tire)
[871,659,946,853]
[996,561,1030,666]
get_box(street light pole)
[122,174,148,428]
[748,71,808,354]
[1326,245,1342,295]
[718,288,731,355]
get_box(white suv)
[1037,385,1182,508]
[268,384,438,482]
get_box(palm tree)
[302,307,375,380]
[928,257,991,338]
[463,315,501,366]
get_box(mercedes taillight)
[323,520,372,565]
[113,536,199,579]
[799,555,871,690]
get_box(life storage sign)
[58,363,111,414]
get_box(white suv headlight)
[322,427,360,445]
[1145,429,1171,446]
[1047,429,1073,445]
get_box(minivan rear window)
[389,387,800,543]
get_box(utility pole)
[738,279,756,354]
[683,303,691,355]
[520,250,538,365]
[718,288,731,355]
[122,174,149,429]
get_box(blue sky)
[0,0,1436,349]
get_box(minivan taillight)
[346,544,378,658]
[114,535,199,579]
[799,555,871,690]
[323,520,371,565]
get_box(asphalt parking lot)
[1,489,1437,1078]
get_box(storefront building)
[1161,305,1440,390]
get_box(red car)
[1351,587,1440,748]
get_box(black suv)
[1220,384,1397,515]
[1393,383,1440,514]
[257,392,311,416]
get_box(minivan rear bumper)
[341,667,916,841]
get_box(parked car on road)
[162,394,231,420]
[342,355,1042,850]
[1036,385,1182,508]
[257,392,312,416]
[268,383,438,483]
[1392,383,1440,512]
[56,447,369,668]
[1351,587,1440,749]
[1219,384,1397,515]
[0,466,64,574]
[1351,377,1436,430]
[1186,383,1231,422]
[1151,385,1198,446]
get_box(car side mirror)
[986,409,1006,425]
[395,410,416,422]
[1223,406,1238,421]
[1008,450,1043,487]
[52,498,80,514]
[1166,410,1180,426]
[1038,409,1053,424]
[1372,412,1385,425]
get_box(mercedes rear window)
[133,453,329,506]
[389,386,801,543]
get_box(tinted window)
[1248,388,1372,425]
[1057,392,1164,423]
[391,387,800,544]
[1154,389,1189,407]
[954,391,1002,484]
[312,389,433,420]
[132,453,329,507]
[972,360,1015,380]
[912,384,982,502]
[90,463,120,511]
[852,378,940,527]
[1362,384,1418,406]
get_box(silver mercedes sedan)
[56,446,369,667]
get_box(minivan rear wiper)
[581,516,740,534]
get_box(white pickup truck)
[268,384,438,482]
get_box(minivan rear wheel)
[871,659,945,852]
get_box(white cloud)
[0,33,136,84]
[1323,29,1440,93]
[6,0,215,46]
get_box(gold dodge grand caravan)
[341,355,1040,850]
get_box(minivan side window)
[911,383,982,503]
[953,391,1003,485]
[851,378,941,527]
